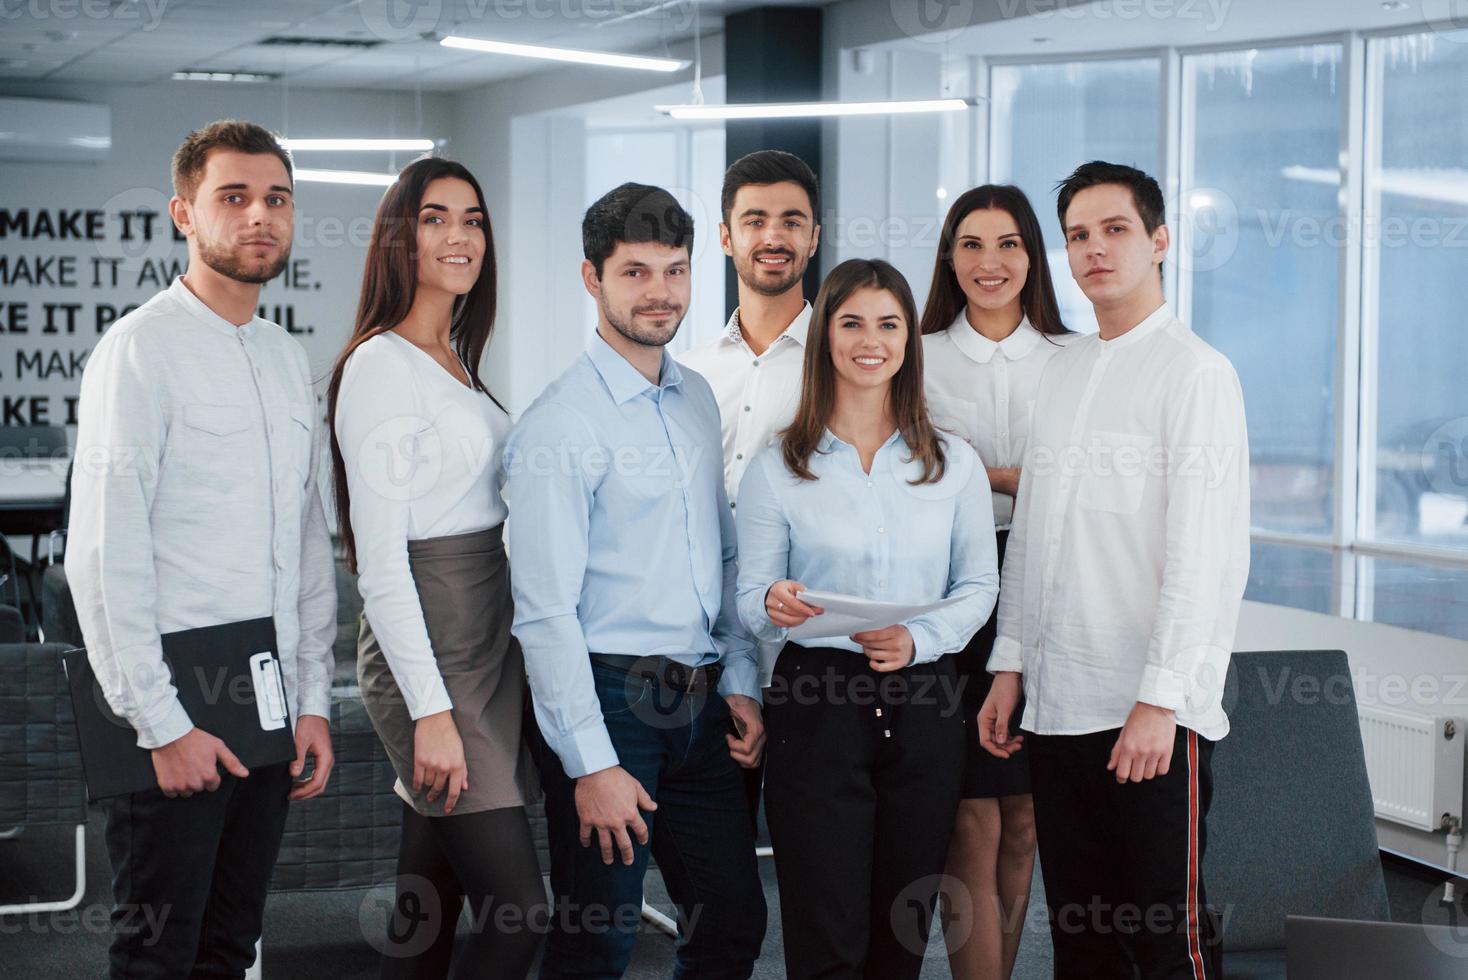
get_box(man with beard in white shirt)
[68,120,336,979]
[678,150,820,825]
[979,161,1249,980]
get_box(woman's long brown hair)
[918,184,1069,339]
[325,157,502,573]
[781,258,947,485]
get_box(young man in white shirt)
[979,161,1249,980]
[678,150,820,825]
[68,120,337,979]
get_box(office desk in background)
[0,457,68,534]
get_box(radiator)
[1358,705,1466,832]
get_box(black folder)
[62,617,296,801]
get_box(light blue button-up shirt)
[503,331,759,778]
[734,430,999,665]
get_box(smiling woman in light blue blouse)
[734,257,999,980]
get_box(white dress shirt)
[68,276,337,749]
[989,303,1250,741]
[735,431,998,663]
[923,313,1077,530]
[334,331,512,720]
[677,302,811,508]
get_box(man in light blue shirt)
[503,182,766,979]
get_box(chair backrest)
[1204,650,1390,951]
[0,642,87,827]
[0,425,67,459]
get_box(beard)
[197,237,291,285]
[602,297,686,348]
[734,247,807,298]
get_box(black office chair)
[0,429,69,641]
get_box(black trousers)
[763,643,965,980]
[103,762,293,980]
[1027,727,1223,980]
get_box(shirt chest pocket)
[282,401,315,486]
[178,403,257,492]
[1077,430,1151,515]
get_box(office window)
[1366,34,1468,551]
[989,58,1161,334]
[1245,541,1336,616]
[1366,555,1468,643]
[1183,45,1343,538]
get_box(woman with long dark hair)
[327,157,543,979]
[919,184,1073,980]
[735,258,999,979]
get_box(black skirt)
[956,529,1031,799]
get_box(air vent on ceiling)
[259,36,386,49]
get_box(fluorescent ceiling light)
[440,34,686,72]
[294,168,397,187]
[281,138,435,152]
[656,98,976,120]
[173,70,277,83]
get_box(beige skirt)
[356,525,540,816]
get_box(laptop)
[1286,914,1468,979]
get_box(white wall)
[448,34,723,412]
[0,79,457,423]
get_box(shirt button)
[877,527,885,534]
[878,580,887,588]
[736,453,743,460]
[752,360,760,367]
[866,481,873,488]
[744,405,751,412]
[730,502,736,510]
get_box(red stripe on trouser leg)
[1186,729,1206,980]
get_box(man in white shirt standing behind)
[678,150,820,825]
[979,161,1249,980]
[68,120,337,979]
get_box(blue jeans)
[532,660,767,980]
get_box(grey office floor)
[0,808,1460,979]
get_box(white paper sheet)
[786,588,968,642]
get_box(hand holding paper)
[764,580,826,629]
[786,588,968,642]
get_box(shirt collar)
[723,301,813,349]
[1098,301,1173,350]
[945,311,1042,364]
[817,426,905,456]
[587,329,682,405]
[171,275,259,338]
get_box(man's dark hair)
[1054,160,1165,235]
[172,119,293,201]
[720,150,819,226]
[582,182,694,277]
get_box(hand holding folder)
[63,617,298,801]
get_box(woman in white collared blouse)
[918,184,1075,980]
[735,258,999,980]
